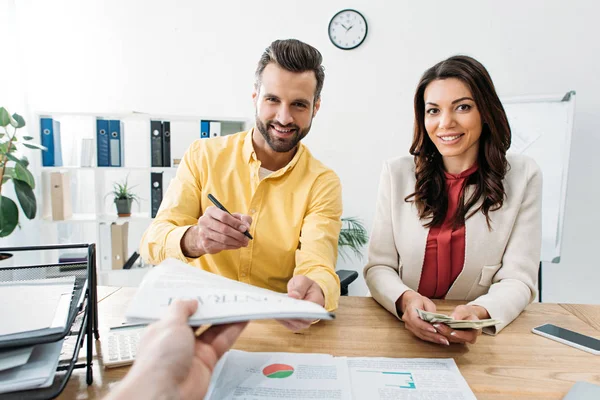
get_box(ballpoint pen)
[207,193,253,240]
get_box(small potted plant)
[109,177,140,217]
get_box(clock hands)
[340,23,354,33]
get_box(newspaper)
[205,350,477,400]
[125,258,334,325]
[416,309,501,330]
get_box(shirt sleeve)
[139,141,203,265]
[468,159,543,335]
[364,161,413,319]
[294,171,343,312]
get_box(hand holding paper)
[125,258,335,326]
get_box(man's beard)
[255,117,311,153]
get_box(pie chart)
[262,363,295,379]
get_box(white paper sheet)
[206,350,352,399]
[205,351,477,400]
[348,357,477,400]
[0,277,75,336]
[125,258,334,325]
[0,340,62,394]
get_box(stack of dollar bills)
[416,309,501,330]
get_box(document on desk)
[205,350,476,400]
[0,276,75,337]
[125,258,334,325]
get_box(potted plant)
[109,177,140,217]
[0,108,46,253]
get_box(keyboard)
[101,325,146,368]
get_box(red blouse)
[418,163,478,299]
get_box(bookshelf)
[36,111,252,285]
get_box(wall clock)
[328,9,368,50]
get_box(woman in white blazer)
[364,55,542,346]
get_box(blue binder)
[40,118,55,166]
[40,117,63,167]
[96,119,110,166]
[108,120,123,167]
[200,120,210,138]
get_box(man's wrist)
[181,226,205,258]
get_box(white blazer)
[364,154,542,334]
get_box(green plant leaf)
[13,179,36,219]
[0,108,11,127]
[6,152,29,167]
[338,217,369,262]
[22,142,47,151]
[11,113,25,128]
[14,162,35,189]
[22,135,34,141]
[0,195,19,237]
[2,166,15,178]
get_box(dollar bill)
[416,309,501,330]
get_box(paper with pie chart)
[205,350,476,399]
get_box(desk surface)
[60,287,600,400]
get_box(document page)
[126,258,334,325]
[348,357,476,400]
[0,276,75,336]
[206,350,352,399]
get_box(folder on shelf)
[209,121,221,138]
[49,171,72,221]
[200,120,210,138]
[96,119,110,167]
[40,118,63,167]
[150,120,163,167]
[162,121,171,167]
[110,222,129,270]
[151,172,163,218]
[108,120,123,167]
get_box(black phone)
[532,323,600,355]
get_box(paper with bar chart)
[205,350,476,399]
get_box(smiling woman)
[364,55,542,348]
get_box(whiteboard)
[502,91,576,263]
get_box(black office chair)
[336,269,359,296]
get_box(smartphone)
[532,323,600,355]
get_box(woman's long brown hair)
[405,55,511,229]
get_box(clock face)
[328,9,368,50]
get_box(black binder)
[151,172,163,218]
[150,120,163,167]
[162,121,171,167]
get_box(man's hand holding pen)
[181,206,252,258]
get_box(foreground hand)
[108,299,248,400]
[433,305,485,344]
[182,206,252,257]
[278,275,325,332]
[398,291,450,346]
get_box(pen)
[207,193,253,240]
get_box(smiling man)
[140,39,342,331]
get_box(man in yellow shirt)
[140,39,342,331]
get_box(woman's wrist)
[396,290,418,315]
[468,305,491,320]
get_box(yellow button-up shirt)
[140,129,342,311]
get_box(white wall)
[11,0,600,303]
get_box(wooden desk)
[61,287,600,400]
